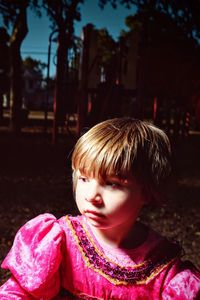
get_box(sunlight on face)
[75,170,145,234]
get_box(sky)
[0,1,137,77]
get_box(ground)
[0,130,200,284]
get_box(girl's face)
[75,170,145,234]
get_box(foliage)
[42,0,84,34]
[0,0,40,28]
[124,10,199,49]
[98,0,136,9]
[99,0,200,44]
[97,28,116,67]
[23,56,47,78]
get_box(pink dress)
[0,213,199,299]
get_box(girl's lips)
[84,210,105,219]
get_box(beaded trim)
[66,216,181,286]
[81,221,143,269]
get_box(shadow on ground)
[0,131,200,284]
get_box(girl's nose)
[85,182,103,206]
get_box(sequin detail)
[66,216,181,285]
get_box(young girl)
[0,118,199,299]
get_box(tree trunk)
[9,4,28,134]
[52,29,68,143]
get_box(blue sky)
[0,1,136,77]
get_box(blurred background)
[0,0,200,284]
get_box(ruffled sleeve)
[0,213,64,299]
[162,260,200,300]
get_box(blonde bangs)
[72,121,137,180]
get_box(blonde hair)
[71,118,171,203]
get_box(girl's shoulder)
[2,212,65,268]
[145,227,200,298]
[1,213,66,298]
[10,212,82,237]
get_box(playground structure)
[74,24,193,139]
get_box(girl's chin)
[87,217,106,227]
[85,216,108,229]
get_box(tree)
[0,0,40,133]
[42,0,84,143]
[42,0,132,141]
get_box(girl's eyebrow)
[106,175,129,184]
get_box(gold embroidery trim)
[81,220,145,269]
[66,215,176,286]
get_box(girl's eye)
[105,181,121,189]
[78,176,89,183]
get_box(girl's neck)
[87,220,148,250]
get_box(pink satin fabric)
[0,213,199,299]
